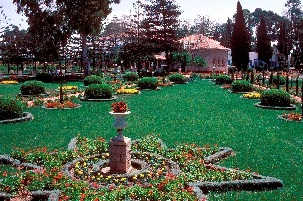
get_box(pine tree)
[256,18,271,66]
[141,0,182,70]
[230,1,250,71]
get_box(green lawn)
[0,80,302,200]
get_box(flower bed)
[0,134,283,200]
[43,100,81,109]
[0,80,18,84]
[116,88,140,94]
[57,86,78,90]
[241,92,261,99]
[278,113,303,123]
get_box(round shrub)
[272,75,286,85]
[138,77,158,89]
[231,80,254,92]
[215,75,233,85]
[123,72,139,82]
[36,73,53,83]
[0,96,23,120]
[83,75,103,86]
[168,73,185,84]
[260,89,291,107]
[20,80,45,95]
[84,84,113,99]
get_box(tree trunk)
[81,33,90,76]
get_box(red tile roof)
[180,34,230,50]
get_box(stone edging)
[80,95,118,102]
[254,102,297,110]
[0,112,34,124]
[190,148,283,201]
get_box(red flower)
[111,101,129,113]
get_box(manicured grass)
[0,79,302,200]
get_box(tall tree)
[220,18,233,48]
[256,18,271,66]
[141,0,182,70]
[14,0,120,76]
[230,1,250,71]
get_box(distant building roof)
[180,34,230,50]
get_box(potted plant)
[109,101,130,141]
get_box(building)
[179,34,230,73]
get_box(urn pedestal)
[109,111,131,173]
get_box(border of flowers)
[79,95,118,102]
[254,102,297,110]
[0,112,34,124]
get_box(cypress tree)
[256,18,271,66]
[231,1,250,71]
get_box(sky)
[1,0,289,30]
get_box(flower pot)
[109,111,131,141]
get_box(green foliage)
[0,96,23,120]
[168,73,186,84]
[83,75,103,86]
[20,80,45,95]
[123,72,139,82]
[35,73,53,83]
[193,56,207,69]
[84,83,112,99]
[138,77,158,89]
[215,75,233,85]
[260,89,291,107]
[272,75,286,85]
[231,80,254,92]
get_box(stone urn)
[109,111,131,141]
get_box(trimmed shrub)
[138,77,158,89]
[84,84,112,99]
[272,75,286,85]
[0,96,23,120]
[123,72,139,82]
[168,73,186,84]
[83,75,103,86]
[215,75,233,85]
[20,80,45,95]
[36,73,53,83]
[231,80,254,92]
[260,89,291,107]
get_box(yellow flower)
[117,89,139,94]
[1,80,18,84]
[58,86,78,90]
